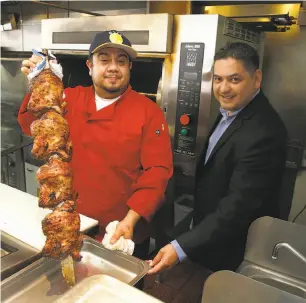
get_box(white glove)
[28,48,63,81]
[102,221,135,255]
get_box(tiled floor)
[143,261,212,303]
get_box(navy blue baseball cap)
[89,30,137,60]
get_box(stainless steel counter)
[1,231,41,281]
[201,270,305,303]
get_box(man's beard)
[93,80,120,93]
[96,82,128,94]
[103,86,121,93]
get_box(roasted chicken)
[28,69,64,116]
[42,200,83,261]
[30,111,71,161]
[26,51,83,274]
[37,155,73,208]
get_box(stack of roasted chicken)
[27,60,83,285]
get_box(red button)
[180,114,190,126]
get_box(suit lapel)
[206,116,243,162]
[196,114,222,169]
[205,91,263,164]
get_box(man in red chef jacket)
[18,30,173,262]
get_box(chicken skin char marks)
[30,111,72,161]
[37,155,73,208]
[27,62,83,264]
[28,69,64,117]
[42,200,83,261]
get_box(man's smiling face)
[86,47,132,98]
[213,57,262,113]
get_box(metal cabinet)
[24,163,39,197]
[1,148,26,192]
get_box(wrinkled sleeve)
[127,108,173,222]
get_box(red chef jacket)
[18,85,173,243]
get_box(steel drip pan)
[1,237,149,303]
[54,274,163,303]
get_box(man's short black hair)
[214,42,259,74]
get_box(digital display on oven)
[183,72,198,81]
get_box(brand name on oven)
[185,44,201,49]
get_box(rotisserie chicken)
[30,111,71,161]
[42,200,83,261]
[37,155,73,208]
[28,69,64,116]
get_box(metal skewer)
[41,48,50,69]
[61,255,76,287]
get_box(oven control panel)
[173,42,205,156]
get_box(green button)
[180,128,188,136]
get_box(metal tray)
[1,231,41,281]
[54,274,163,303]
[1,237,149,303]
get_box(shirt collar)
[220,89,260,119]
[220,106,243,119]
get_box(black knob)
[8,161,15,167]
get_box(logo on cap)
[109,31,123,44]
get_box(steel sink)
[1,231,41,281]
[237,262,306,299]
[253,276,306,298]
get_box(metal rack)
[231,13,297,32]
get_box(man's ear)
[86,59,93,76]
[129,62,132,70]
[254,69,262,89]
